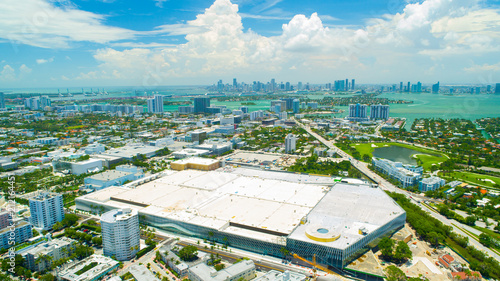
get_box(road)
[293,118,500,261]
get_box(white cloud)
[154,0,167,8]
[36,57,54,64]
[0,0,135,48]
[19,64,32,74]
[0,65,16,81]
[464,62,500,72]
[70,0,500,85]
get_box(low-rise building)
[173,149,210,159]
[53,158,104,175]
[128,264,160,281]
[188,260,255,281]
[419,176,446,192]
[372,157,422,188]
[58,254,119,281]
[160,246,189,277]
[171,157,220,171]
[18,237,76,272]
[192,139,232,155]
[254,270,306,281]
[84,165,144,190]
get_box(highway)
[293,118,500,261]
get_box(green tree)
[378,237,394,259]
[394,241,412,263]
[479,233,492,247]
[178,246,198,261]
[385,265,407,281]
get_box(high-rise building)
[194,97,210,113]
[345,79,349,91]
[29,192,65,230]
[432,82,440,93]
[399,82,403,92]
[416,82,422,92]
[292,99,300,114]
[0,92,5,109]
[370,104,390,120]
[348,103,368,121]
[285,134,296,153]
[407,82,411,92]
[147,95,164,113]
[495,83,500,94]
[101,208,140,261]
[285,82,291,91]
[233,78,237,89]
[297,82,303,90]
[281,98,294,110]
[351,79,355,90]
[487,85,491,93]
[239,106,248,114]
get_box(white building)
[419,176,446,192]
[220,116,235,125]
[84,143,106,154]
[285,134,296,153]
[101,208,140,261]
[250,111,264,121]
[188,260,255,281]
[372,158,422,188]
[278,112,288,120]
[147,95,164,113]
[58,254,119,281]
[29,192,65,230]
[19,237,76,272]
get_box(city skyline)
[1,0,500,88]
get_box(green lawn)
[350,142,448,170]
[473,226,500,241]
[439,171,500,188]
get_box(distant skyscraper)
[285,82,291,91]
[285,134,296,153]
[416,82,422,92]
[407,82,411,92]
[29,192,64,230]
[0,92,4,109]
[345,79,349,90]
[217,80,223,92]
[233,78,237,89]
[432,82,440,93]
[298,82,303,90]
[101,208,139,261]
[486,85,491,93]
[271,79,276,91]
[194,97,210,113]
[495,83,500,94]
[351,79,355,90]
[399,82,403,92]
[147,95,164,113]
[292,99,300,114]
[370,104,390,120]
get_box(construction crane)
[292,253,350,281]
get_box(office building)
[285,134,296,153]
[292,99,300,114]
[194,97,211,113]
[370,104,390,120]
[347,103,368,121]
[29,192,65,230]
[0,92,4,109]
[432,82,440,93]
[101,208,140,261]
[76,168,406,270]
[351,79,355,90]
[372,158,423,188]
[147,95,164,113]
[419,176,446,192]
[19,237,76,272]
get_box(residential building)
[292,99,300,113]
[0,221,33,249]
[84,165,144,190]
[285,134,296,153]
[419,176,446,192]
[188,260,255,281]
[147,95,164,113]
[160,245,189,277]
[370,104,390,120]
[0,92,4,109]
[449,271,482,281]
[179,105,195,114]
[372,158,422,188]
[432,82,440,93]
[19,237,76,272]
[101,208,140,261]
[347,103,368,121]
[58,254,119,281]
[129,264,160,281]
[0,210,11,229]
[84,143,106,154]
[29,192,65,230]
[194,97,211,113]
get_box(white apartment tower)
[101,208,140,261]
[147,95,164,113]
[285,134,296,153]
[29,192,65,230]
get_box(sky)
[0,0,500,88]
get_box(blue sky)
[1,0,499,88]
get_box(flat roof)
[288,183,405,250]
[58,254,119,281]
[87,170,131,181]
[173,157,219,166]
